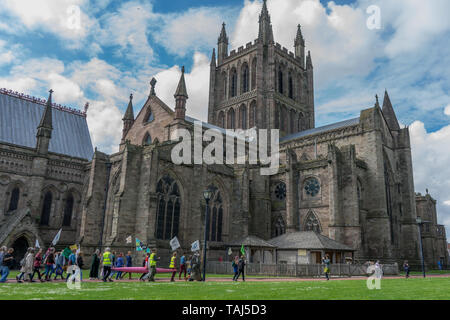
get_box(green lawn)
[1,271,449,300]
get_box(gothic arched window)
[227,108,235,129]
[8,187,20,212]
[288,72,293,99]
[218,111,225,128]
[239,104,247,129]
[206,186,223,242]
[249,100,256,128]
[62,194,74,227]
[241,63,249,93]
[40,191,52,226]
[251,58,257,90]
[304,211,321,233]
[143,132,152,145]
[278,69,283,94]
[230,68,237,97]
[273,216,286,237]
[144,109,154,123]
[155,175,181,240]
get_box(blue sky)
[0,0,449,235]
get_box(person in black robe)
[89,249,100,279]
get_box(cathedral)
[0,1,448,269]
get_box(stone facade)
[0,0,447,269]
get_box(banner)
[62,247,72,259]
[227,247,232,256]
[69,244,78,251]
[136,238,142,251]
[170,236,181,251]
[191,240,200,252]
[51,228,62,246]
[240,244,245,255]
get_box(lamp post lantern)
[416,217,426,278]
[202,188,213,281]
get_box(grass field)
[1,270,449,300]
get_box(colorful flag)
[51,228,62,246]
[191,240,200,252]
[69,244,78,251]
[240,244,245,255]
[35,239,40,248]
[146,248,150,253]
[62,247,72,259]
[136,238,142,251]
[170,236,180,251]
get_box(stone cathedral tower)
[208,0,315,137]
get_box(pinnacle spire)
[218,22,228,44]
[306,50,313,68]
[123,93,134,121]
[382,90,400,130]
[295,24,304,46]
[210,48,216,66]
[174,66,188,98]
[39,89,53,129]
[258,0,273,44]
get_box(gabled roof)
[280,117,360,143]
[0,89,94,160]
[268,231,354,251]
[228,235,276,248]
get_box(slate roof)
[0,89,94,160]
[280,117,360,143]
[228,235,276,248]
[268,231,354,251]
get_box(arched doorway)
[11,236,29,269]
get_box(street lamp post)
[202,188,213,282]
[416,217,426,278]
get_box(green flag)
[62,247,71,259]
[240,244,245,255]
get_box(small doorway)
[11,236,29,269]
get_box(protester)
[236,255,246,282]
[77,251,84,281]
[102,247,113,282]
[31,248,44,282]
[109,251,117,280]
[403,260,410,278]
[0,246,6,278]
[232,256,239,281]
[145,248,159,282]
[139,252,150,281]
[186,255,192,281]
[115,253,124,280]
[89,249,100,280]
[123,251,133,280]
[16,248,33,282]
[322,254,331,281]
[0,248,14,283]
[43,247,56,281]
[179,253,187,280]
[170,252,177,282]
[66,249,77,281]
[54,251,65,280]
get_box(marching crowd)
[0,246,248,283]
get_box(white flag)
[35,239,40,248]
[170,236,181,251]
[51,228,62,246]
[228,247,232,256]
[191,240,200,252]
[126,235,132,244]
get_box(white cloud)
[410,119,450,235]
[151,52,211,121]
[444,104,450,116]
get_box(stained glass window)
[274,182,286,200]
[304,178,320,197]
[155,175,181,240]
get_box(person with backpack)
[31,248,44,282]
[43,247,56,281]
[66,249,77,281]
[16,248,32,282]
[232,256,239,281]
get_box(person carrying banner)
[146,248,159,282]
[170,252,177,282]
[101,247,113,282]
